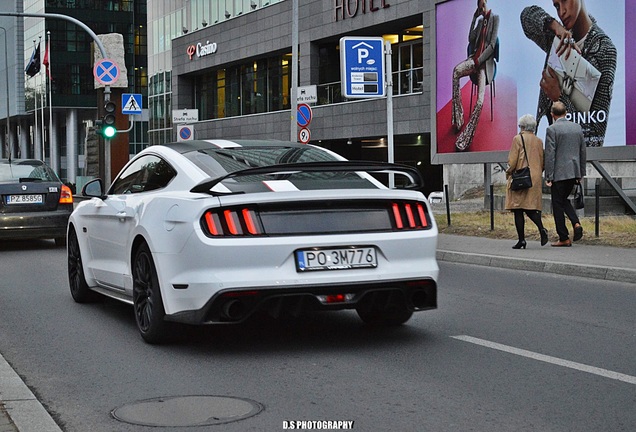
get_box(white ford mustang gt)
[68,140,438,343]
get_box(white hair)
[518,114,537,132]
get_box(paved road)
[1,240,635,431]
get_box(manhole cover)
[112,395,263,427]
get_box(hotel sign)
[334,0,391,21]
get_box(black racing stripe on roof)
[162,140,307,154]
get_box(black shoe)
[573,224,583,242]
[512,240,527,249]
[540,229,549,246]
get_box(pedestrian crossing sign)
[121,93,142,115]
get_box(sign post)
[340,37,394,187]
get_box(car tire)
[67,227,99,303]
[133,243,171,344]
[356,304,413,326]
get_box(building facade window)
[149,71,172,145]
[317,27,423,103]
[392,40,423,95]
[193,54,291,121]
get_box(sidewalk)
[437,233,636,284]
[1,234,634,432]
[0,353,62,432]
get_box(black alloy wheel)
[67,227,99,302]
[132,243,170,344]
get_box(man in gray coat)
[545,101,586,247]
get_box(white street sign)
[296,85,317,104]
[172,109,199,123]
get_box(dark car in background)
[0,159,73,246]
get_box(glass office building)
[1,0,147,185]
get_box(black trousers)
[551,179,580,241]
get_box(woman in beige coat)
[505,114,548,249]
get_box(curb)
[437,250,636,284]
[0,353,62,432]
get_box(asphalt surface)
[1,232,635,431]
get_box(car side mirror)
[82,178,105,198]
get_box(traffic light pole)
[0,12,111,98]
[1,11,113,180]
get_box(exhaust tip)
[222,299,246,320]
[411,290,429,309]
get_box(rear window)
[184,146,378,189]
[0,161,58,182]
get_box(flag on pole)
[42,41,51,79]
[25,42,41,77]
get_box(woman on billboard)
[520,0,616,147]
[451,0,500,151]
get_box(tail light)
[391,201,430,230]
[59,184,73,204]
[202,207,264,237]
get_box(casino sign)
[186,40,218,60]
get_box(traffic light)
[101,101,117,138]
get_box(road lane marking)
[451,335,636,385]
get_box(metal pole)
[385,41,394,188]
[41,84,46,162]
[47,31,55,171]
[595,180,600,237]
[490,183,494,230]
[290,0,298,142]
[445,184,451,226]
[32,40,39,160]
[0,27,9,159]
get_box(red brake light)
[392,203,404,229]
[416,203,428,227]
[391,201,430,231]
[325,294,346,304]
[242,208,260,235]
[224,210,242,235]
[203,207,263,237]
[204,211,221,236]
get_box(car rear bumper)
[0,211,70,240]
[165,278,438,325]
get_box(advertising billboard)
[432,0,635,164]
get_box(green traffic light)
[103,125,117,138]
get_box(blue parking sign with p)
[340,37,385,99]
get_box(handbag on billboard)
[547,36,601,112]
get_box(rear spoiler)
[190,161,424,194]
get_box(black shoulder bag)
[510,134,533,191]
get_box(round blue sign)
[93,59,120,85]
[179,127,192,140]
[297,103,313,127]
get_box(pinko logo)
[186,45,196,60]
